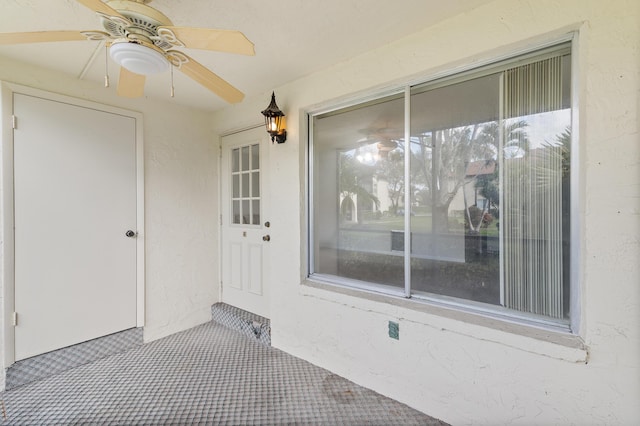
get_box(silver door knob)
[262,235,270,242]
[125,230,136,238]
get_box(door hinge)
[220,214,223,226]
[12,312,18,327]
[12,115,17,130]
[219,145,222,159]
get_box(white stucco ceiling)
[0,0,494,111]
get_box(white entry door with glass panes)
[220,127,270,318]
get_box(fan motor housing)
[101,0,174,50]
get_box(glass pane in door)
[230,142,261,227]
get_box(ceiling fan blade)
[76,0,128,20]
[176,53,244,103]
[0,31,90,45]
[158,27,255,56]
[117,67,145,98]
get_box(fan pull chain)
[104,44,110,88]
[170,65,175,97]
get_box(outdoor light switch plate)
[388,321,399,340]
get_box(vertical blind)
[502,56,566,318]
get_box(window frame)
[306,35,581,335]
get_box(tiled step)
[5,327,143,390]
[211,303,271,346]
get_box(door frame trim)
[217,124,263,303]
[219,125,271,316]
[0,83,145,367]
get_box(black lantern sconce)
[261,92,287,144]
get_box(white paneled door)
[13,93,138,361]
[221,127,270,318]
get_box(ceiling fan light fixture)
[110,41,169,75]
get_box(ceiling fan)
[357,126,400,158]
[0,0,255,103]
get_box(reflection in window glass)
[230,143,262,226]
[501,56,572,319]
[252,200,260,225]
[241,146,250,171]
[311,48,572,322]
[410,74,502,305]
[233,200,240,224]
[233,175,239,198]
[252,172,260,197]
[242,173,249,197]
[242,200,250,224]
[232,148,240,172]
[251,144,260,170]
[313,94,405,290]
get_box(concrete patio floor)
[0,321,447,425]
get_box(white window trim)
[305,33,583,343]
[300,278,587,363]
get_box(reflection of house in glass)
[450,159,497,217]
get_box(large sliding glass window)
[409,73,502,306]
[313,94,406,291]
[310,44,573,325]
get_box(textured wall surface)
[141,97,219,343]
[211,0,640,424]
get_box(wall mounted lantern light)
[261,92,287,143]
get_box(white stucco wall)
[212,0,639,424]
[0,0,636,422]
[0,57,220,381]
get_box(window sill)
[301,277,588,364]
